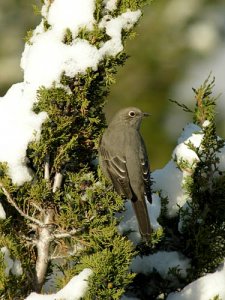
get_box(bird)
[99,107,152,240]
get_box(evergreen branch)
[0,182,44,227]
[169,98,193,113]
[193,75,216,125]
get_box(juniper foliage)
[127,77,225,299]
[162,77,225,298]
[180,77,225,277]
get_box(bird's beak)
[142,112,151,117]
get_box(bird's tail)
[132,197,152,241]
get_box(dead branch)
[44,154,50,181]
[30,201,42,212]
[53,228,81,239]
[52,172,63,192]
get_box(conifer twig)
[30,201,42,212]
[0,182,44,227]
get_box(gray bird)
[99,107,152,240]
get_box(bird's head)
[110,107,150,130]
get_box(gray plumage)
[99,107,152,240]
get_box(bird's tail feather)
[132,198,151,241]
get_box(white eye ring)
[128,111,135,117]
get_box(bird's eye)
[128,111,136,117]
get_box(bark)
[35,209,54,292]
[52,172,63,192]
[44,154,50,181]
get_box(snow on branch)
[167,261,225,300]
[0,0,141,186]
[25,268,93,300]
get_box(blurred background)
[0,0,225,170]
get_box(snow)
[103,0,118,11]
[152,160,185,218]
[131,251,191,279]
[150,121,225,299]
[22,33,101,88]
[0,0,144,297]
[25,268,93,300]
[99,10,142,56]
[22,9,141,88]
[217,145,225,172]
[121,251,191,300]
[0,83,47,185]
[1,247,13,276]
[1,1,225,298]
[202,120,211,128]
[46,0,95,38]
[0,0,141,185]
[1,247,23,276]
[149,194,161,230]
[152,123,202,217]
[11,259,23,276]
[117,193,161,244]
[167,261,225,300]
[153,122,225,221]
[173,123,202,166]
[176,123,201,145]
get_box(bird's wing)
[99,144,133,199]
[139,137,152,203]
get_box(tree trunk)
[35,209,54,292]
